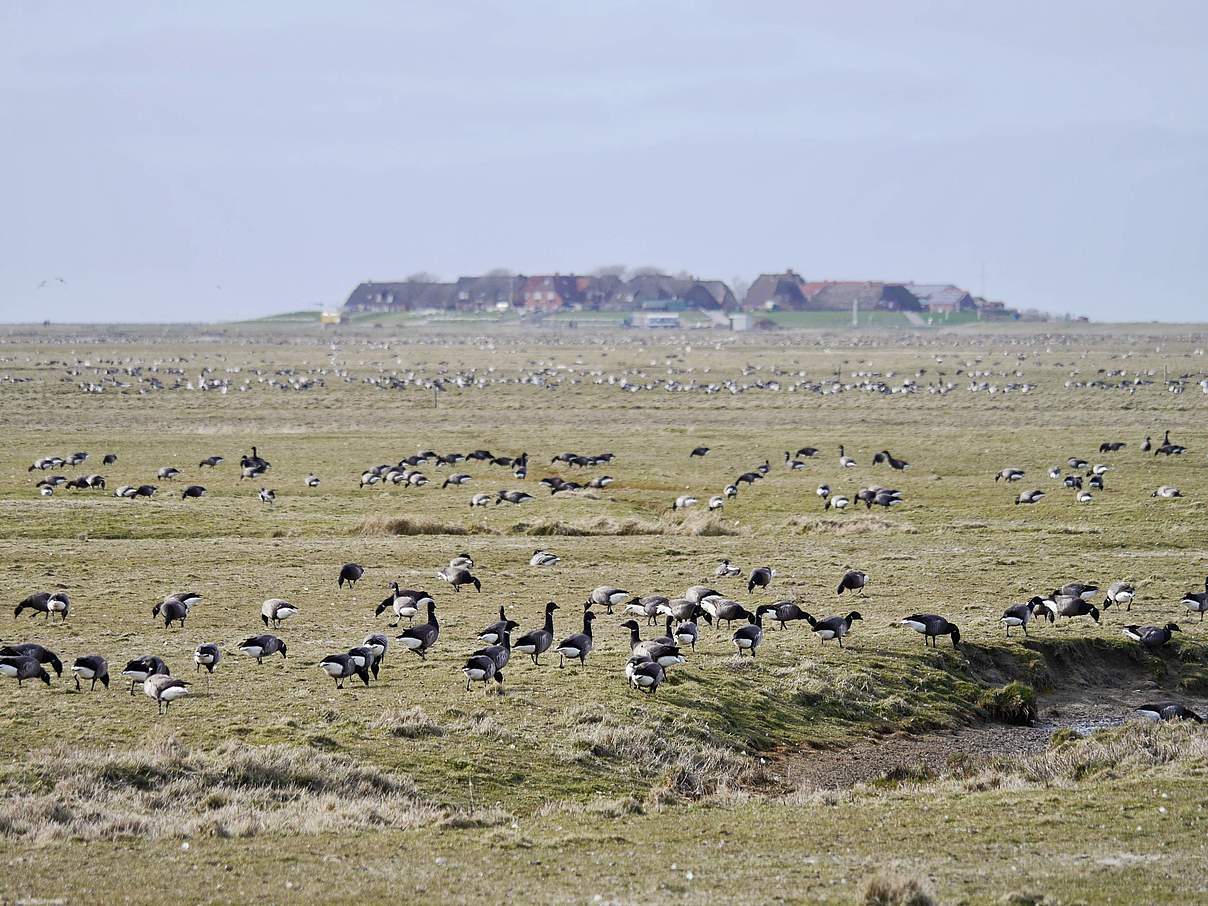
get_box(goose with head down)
[732,607,767,656]
[902,614,961,647]
[807,611,863,647]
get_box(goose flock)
[5,426,1205,728]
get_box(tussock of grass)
[863,875,938,906]
[356,514,491,536]
[508,512,738,536]
[978,681,1038,725]
[785,514,915,536]
[372,705,444,738]
[0,735,443,841]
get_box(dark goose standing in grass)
[837,569,868,596]
[261,598,299,628]
[587,586,630,614]
[625,655,665,694]
[477,607,517,645]
[438,565,482,593]
[237,634,287,664]
[1000,597,1049,637]
[121,655,169,695]
[152,596,189,628]
[319,653,369,688]
[199,455,224,468]
[1042,592,1100,624]
[1104,580,1136,612]
[747,566,775,594]
[71,654,108,691]
[1060,582,1100,602]
[764,601,813,631]
[463,652,500,693]
[181,484,206,499]
[1181,578,1208,621]
[619,620,685,668]
[193,643,222,688]
[338,563,365,589]
[346,645,381,682]
[674,617,703,651]
[1015,489,1045,505]
[513,602,559,665]
[806,611,863,647]
[710,599,754,630]
[689,446,710,458]
[1136,702,1204,722]
[732,608,766,657]
[0,656,51,687]
[15,591,70,621]
[143,674,190,714]
[0,643,62,678]
[376,584,433,627]
[468,629,513,694]
[624,594,668,624]
[363,634,389,674]
[555,610,596,668]
[397,601,440,659]
[1123,623,1182,650]
[996,468,1025,482]
[902,614,961,647]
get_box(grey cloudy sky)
[1,1,1205,322]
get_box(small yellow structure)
[320,310,343,325]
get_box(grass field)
[2,320,1208,904]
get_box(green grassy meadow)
[1,320,1207,904]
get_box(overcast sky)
[1,1,1205,322]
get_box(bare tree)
[730,275,751,301]
[628,265,667,278]
[484,267,515,277]
[406,271,440,283]
[591,264,627,278]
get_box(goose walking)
[513,601,559,665]
[437,565,481,593]
[319,653,370,688]
[902,614,961,647]
[1181,577,1208,621]
[193,643,222,688]
[477,607,517,645]
[555,610,596,668]
[463,652,500,693]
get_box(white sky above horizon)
[1,1,1205,322]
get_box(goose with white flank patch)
[1181,577,1208,621]
[625,595,667,624]
[586,586,630,614]
[1000,597,1049,637]
[838,446,857,468]
[449,553,474,569]
[470,493,492,507]
[376,584,433,626]
[902,614,961,647]
[674,495,699,510]
[1015,489,1045,505]
[199,455,224,468]
[345,645,382,682]
[1136,702,1203,722]
[338,563,365,589]
[469,628,513,693]
[513,601,559,665]
[1104,581,1136,612]
[157,466,181,481]
[258,487,275,504]
[806,611,863,647]
[396,601,440,659]
[674,617,705,651]
[442,473,472,489]
[715,559,742,578]
[710,599,754,630]
[318,653,369,688]
[619,620,685,668]
[437,565,481,593]
[305,474,320,488]
[0,656,51,688]
[0,643,62,678]
[71,654,109,691]
[237,634,287,664]
[732,607,767,657]
[193,643,221,688]
[708,495,725,510]
[1042,592,1100,624]
[816,484,831,501]
[555,610,596,668]
[144,674,189,714]
[689,446,710,458]
[996,468,1025,482]
[825,494,850,512]
[261,598,299,628]
[463,651,501,693]
[477,607,516,645]
[15,591,70,622]
[1152,486,1183,498]
[121,655,169,695]
[763,601,813,631]
[530,549,560,567]
[495,489,534,505]
[873,450,910,470]
[747,566,775,594]
[625,655,665,694]
[1123,623,1182,650]
[837,570,869,596]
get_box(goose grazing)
[181,484,207,499]
[715,559,742,579]
[796,446,820,458]
[587,586,630,614]
[396,601,440,659]
[260,598,299,628]
[625,655,665,694]
[1043,592,1100,624]
[995,468,1025,482]
[816,484,831,500]
[555,610,595,667]
[449,552,474,568]
[363,634,389,672]
[0,656,51,687]
[674,618,703,651]
[71,654,109,691]
[1136,702,1204,723]
[1152,486,1183,498]
[0,643,62,678]
[902,614,961,647]
[1099,441,1126,453]
[747,566,775,593]
[708,495,725,510]
[684,586,722,605]
[237,634,287,664]
[495,489,534,505]
[838,445,857,468]
[305,473,321,488]
[1063,475,1083,490]
[338,563,365,589]
[825,494,850,512]
[258,488,276,504]
[199,455,224,468]
[1000,597,1048,637]
[689,446,710,458]
[39,485,53,497]
[732,609,765,657]
[477,607,516,645]
[625,595,668,624]
[470,493,492,507]
[836,569,869,596]
[1048,466,1062,479]
[376,584,433,626]
[1059,582,1099,602]
[157,466,181,480]
[346,645,382,682]
[764,601,812,631]
[785,453,805,470]
[619,620,685,668]
[807,611,863,647]
[711,598,754,629]
[463,652,501,693]
[674,495,699,510]
[152,596,189,628]
[437,565,481,593]
[1015,489,1045,505]
[14,591,70,622]
[1076,491,1094,503]
[1088,475,1104,491]
[102,453,118,465]
[172,591,202,611]
[513,601,559,665]
[144,674,190,713]
[319,653,370,688]
[121,656,169,695]
[1123,623,1181,650]
[723,484,738,499]
[1104,581,1136,612]
[441,473,472,489]
[193,643,221,687]
[530,549,560,567]
[1181,577,1208,621]
[468,628,513,693]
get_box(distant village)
[341,270,1029,325]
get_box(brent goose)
[376,584,433,626]
[902,614,961,647]
[625,655,665,694]
[1181,578,1208,621]
[837,570,869,595]
[319,653,369,688]
[1015,489,1045,505]
[555,610,596,667]
[0,656,51,687]
[747,566,775,593]
[261,598,299,628]
[1122,623,1181,650]
[0,643,62,677]
[587,586,630,614]
[1000,597,1048,637]
[715,559,742,578]
[193,643,222,687]
[1136,702,1203,722]
[996,468,1025,482]
[530,549,560,567]
[121,656,170,695]
[732,609,766,657]
[338,563,365,589]
[71,654,109,691]
[438,565,481,592]
[397,601,440,659]
[152,596,189,628]
[144,674,190,713]
[689,446,710,458]
[237,634,287,663]
[807,611,863,647]
[1105,581,1136,612]
[513,602,559,665]
[477,607,517,645]
[15,591,70,621]
[765,601,813,631]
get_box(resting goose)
[1105,581,1136,612]
[1123,623,1181,650]
[396,601,440,659]
[530,549,560,567]
[121,656,169,695]
[144,674,189,714]
[338,563,365,589]
[237,634,287,663]
[260,598,299,628]
[71,654,109,691]
[437,565,481,593]
[1152,486,1182,498]
[1000,597,1048,637]
[555,610,596,667]
[305,474,321,488]
[513,602,559,665]
[796,446,820,458]
[902,614,961,647]
[732,609,766,657]
[715,559,742,579]
[1136,702,1204,722]
[1181,577,1208,621]
[807,611,863,647]
[836,570,868,596]
[747,566,775,593]
[319,653,369,688]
